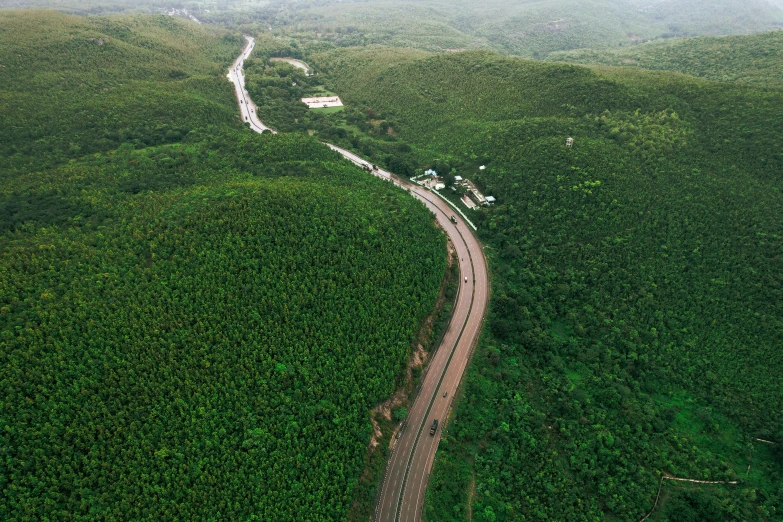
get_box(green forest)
[298,48,783,520]
[7,0,783,58]
[1,11,448,521]
[4,4,783,521]
[241,0,783,58]
[0,10,242,176]
[549,30,783,88]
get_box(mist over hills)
[5,0,783,57]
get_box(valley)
[1,2,782,521]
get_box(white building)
[301,96,344,109]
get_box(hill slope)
[7,0,783,57]
[549,30,783,87]
[206,0,783,57]
[312,48,783,520]
[1,13,449,521]
[0,10,241,176]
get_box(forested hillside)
[1,132,447,521]
[1,12,449,521]
[251,0,783,57]
[7,0,783,58]
[311,48,783,520]
[0,10,241,176]
[549,30,783,87]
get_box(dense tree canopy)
[549,29,783,88]
[0,13,448,520]
[0,10,242,176]
[0,131,448,521]
[307,48,783,520]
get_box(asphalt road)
[229,42,489,522]
[227,37,277,134]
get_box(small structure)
[485,196,496,205]
[566,137,574,148]
[454,175,464,184]
[464,180,487,206]
[479,165,486,171]
[461,195,478,210]
[422,173,445,190]
[301,96,343,109]
[424,169,438,177]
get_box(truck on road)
[430,420,438,435]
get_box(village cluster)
[413,168,496,210]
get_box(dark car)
[430,419,438,435]
[450,215,458,224]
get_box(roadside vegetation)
[1,11,448,521]
[241,36,342,133]
[299,47,783,520]
[4,4,783,521]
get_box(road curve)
[228,38,490,522]
[227,37,277,134]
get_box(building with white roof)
[301,96,343,109]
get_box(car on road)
[465,276,468,283]
[450,215,458,224]
[429,420,438,435]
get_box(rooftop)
[301,96,343,109]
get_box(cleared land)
[302,95,344,108]
[270,56,311,73]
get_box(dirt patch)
[367,234,456,448]
[369,417,383,450]
[367,341,429,449]
[546,22,566,33]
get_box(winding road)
[227,37,276,134]
[228,36,490,522]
